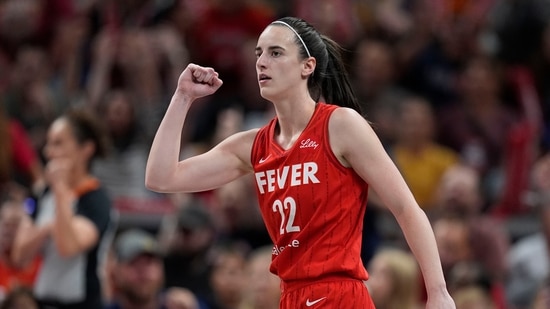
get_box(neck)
[272,97,317,150]
[68,168,92,190]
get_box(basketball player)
[146,16,455,309]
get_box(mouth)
[258,73,271,83]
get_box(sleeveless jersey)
[251,103,369,284]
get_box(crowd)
[0,0,549,308]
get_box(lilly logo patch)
[300,138,319,149]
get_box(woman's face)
[246,252,281,307]
[0,202,23,253]
[105,94,134,136]
[366,256,394,306]
[255,25,309,102]
[114,254,164,303]
[210,252,246,303]
[43,118,89,168]
[396,99,434,143]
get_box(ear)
[301,57,316,79]
[81,140,96,160]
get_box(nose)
[42,143,51,160]
[256,53,267,70]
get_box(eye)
[271,50,281,57]
[255,51,261,59]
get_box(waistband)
[280,275,365,294]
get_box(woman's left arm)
[330,108,455,308]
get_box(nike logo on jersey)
[306,297,327,306]
[259,155,271,164]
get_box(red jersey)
[0,256,42,295]
[251,103,369,284]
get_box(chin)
[259,88,275,102]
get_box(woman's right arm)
[145,64,254,193]
[11,216,50,267]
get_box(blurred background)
[0,0,550,308]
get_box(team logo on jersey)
[299,138,319,149]
[255,162,320,194]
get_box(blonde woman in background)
[452,285,495,309]
[366,247,422,309]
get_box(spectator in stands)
[534,152,550,256]
[0,103,44,194]
[488,0,550,65]
[92,89,156,200]
[0,0,50,59]
[238,245,280,309]
[366,247,422,309]
[373,96,459,249]
[433,163,510,282]
[85,3,188,138]
[437,55,518,206]
[390,96,459,211]
[432,213,507,308]
[291,0,362,48]
[0,286,39,309]
[530,22,550,151]
[11,107,113,309]
[176,0,275,153]
[1,0,89,141]
[208,242,248,309]
[185,0,274,100]
[106,228,199,309]
[506,152,550,308]
[212,176,270,250]
[398,11,474,109]
[531,277,550,309]
[350,38,409,147]
[1,45,58,152]
[0,187,42,302]
[452,284,496,309]
[159,198,218,308]
[371,0,417,41]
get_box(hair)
[371,247,420,309]
[62,107,111,164]
[271,17,362,115]
[452,285,495,309]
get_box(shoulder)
[79,186,111,206]
[76,186,112,226]
[327,105,393,161]
[328,106,372,134]
[241,127,262,140]
[326,107,378,166]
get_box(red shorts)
[280,278,375,309]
